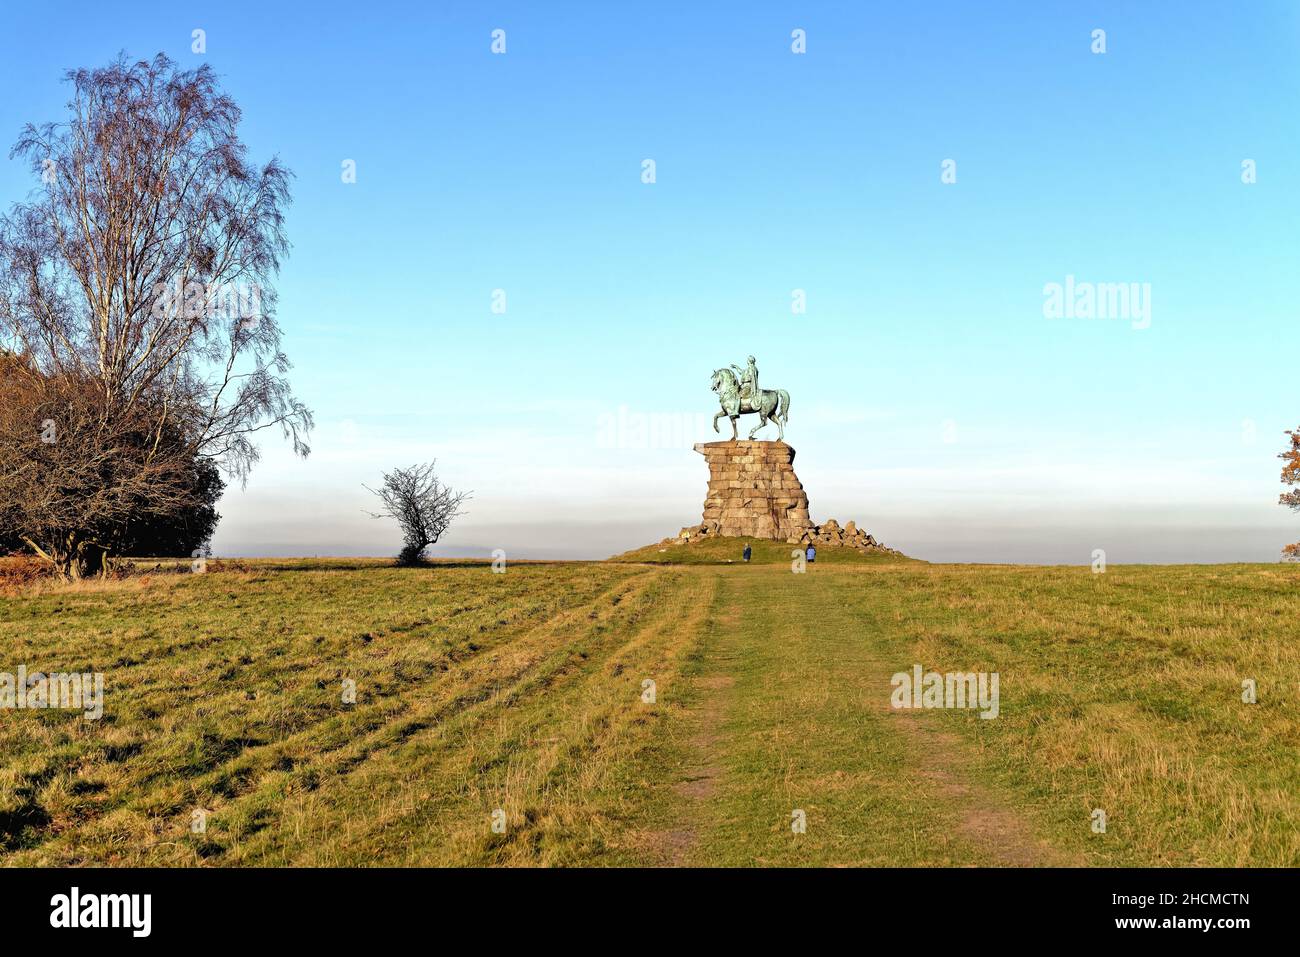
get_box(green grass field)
[2,551,1297,866]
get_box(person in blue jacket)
[805,544,816,564]
[742,543,752,563]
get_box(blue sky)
[3,1,1299,562]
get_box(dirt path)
[878,703,1077,866]
[672,673,734,802]
[646,565,1075,866]
[644,594,742,865]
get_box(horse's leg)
[750,394,775,440]
[713,410,724,434]
[730,416,739,441]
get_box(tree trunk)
[22,533,106,581]
[49,538,75,581]
[71,540,107,580]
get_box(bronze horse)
[710,367,790,441]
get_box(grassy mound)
[609,535,917,565]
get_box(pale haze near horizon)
[213,409,1296,564]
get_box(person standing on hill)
[743,543,752,562]
[805,544,816,564]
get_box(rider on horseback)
[711,355,790,441]
[731,355,759,411]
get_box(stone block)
[692,440,813,540]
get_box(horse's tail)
[779,390,790,425]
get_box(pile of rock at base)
[676,519,722,542]
[792,519,899,555]
[673,517,899,556]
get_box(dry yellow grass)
[2,557,1296,866]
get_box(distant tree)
[0,54,311,578]
[1279,429,1300,559]
[366,462,468,565]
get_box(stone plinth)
[692,440,812,540]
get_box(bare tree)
[0,351,193,575]
[0,54,311,578]
[366,462,468,565]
